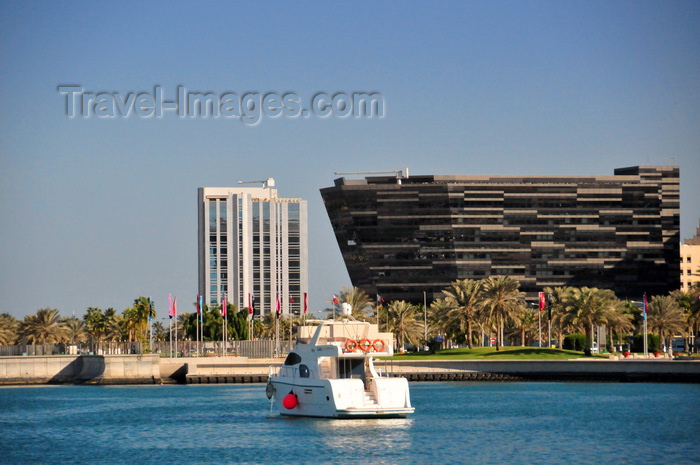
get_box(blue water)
[1,382,698,464]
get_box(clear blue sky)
[1,1,698,319]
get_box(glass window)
[284,352,302,366]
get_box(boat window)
[284,353,302,366]
[338,358,364,379]
[299,364,310,378]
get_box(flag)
[547,294,553,320]
[642,293,648,321]
[538,292,545,311]
[221,296,227,317]
[332,295,339,304]
[290,297,295,303]
[248,293,253,315]
[276,294,281,318]
[303,292,308,314]
[148,297,153,322]
[377,294,385,305]
[195,294,201,314]
[173,297,177,318]
[168,293,173,319]
[199,294,204,322]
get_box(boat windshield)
[284,352,302,366]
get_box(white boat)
[266,319,414,419]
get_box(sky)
[1,1,698,320]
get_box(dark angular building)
[320,166,680,304]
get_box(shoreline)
[1,354,699,385]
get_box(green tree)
[229,309,250,341]
[442,279,482,349]
[19,308,69,344]
[605,299,634,353]
[133,296,156,342]
[84,307,106,351]
[671,289,698,352]
[479,276,524,351]
[561,287,616,356]
[543,286,574,349]
[647,295,685,351]
[0,313,19,346]
[62,316,88,345]
[511,303,537,347]
[152,321,167,341]
[427,298,451,348]
[337,286,373,321]
[387,300,423,350]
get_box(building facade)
[320,166,680,304]
[681,222,700,292]
[198,181,308,317]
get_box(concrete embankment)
[2,355,699,385]
[179,357,700,384]
[383,359,700,383]
[0,355,161,385]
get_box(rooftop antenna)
[333,168,409,184]
[238,178,275,188]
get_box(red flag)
[377,294,384,304]
[276,294,281,318]
[173,297,177,317]
[303,292,308,314]
[195,294,201,314]
[221,296,227,317]
[332,295,339,304]
[248,293,253,315]
[538,292,545,311]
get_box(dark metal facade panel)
[320,166,680,303]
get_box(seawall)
[2,356,699,385]
[0,355,161,385]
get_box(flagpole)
[174,297,178,358]
[643,293,649,358]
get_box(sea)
[1,382,698,465]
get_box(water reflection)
[312,418,414,453]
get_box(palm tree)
[0,313,19,346]
[427,299,451,349]
[543,286,573,349]
[104,314,126,353]
[442,279,482,349]
[62,316,88,345]
[479,276,524,351]
[647,295,685,351]
[19,308,69,344]
[561,287,616,356]
[386,300,423,351]
[84,307,106,352]
[152,321,167,341]
[510,303,536,347]
[605,300,634,353]
[671,289,697,353]
[122,306,140,342]
[338,286,373,320]
[133,296,155,342]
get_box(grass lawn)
[389,346,608,360]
